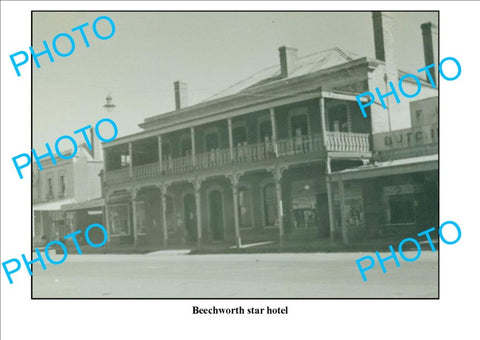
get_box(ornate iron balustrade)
[106,133,366,185]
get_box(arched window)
[263,183,277,226]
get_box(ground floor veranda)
[33,197,105,248]
[104,158,439,252]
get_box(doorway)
[208,190,224,240]
[183,194,197,242]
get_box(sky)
[32,11,438,149]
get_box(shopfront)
[330,155,438,240]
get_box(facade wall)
[372,96,438,159]
[39,161,75,202]
[33,146,104,247]
[106,161,332,250]
[73,149,103,202]
[102,42,438,250]
[368,63,438,135]
[35,147,104,204]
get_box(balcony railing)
[325,131,370,152]
[106,167,130,185]
[105,133,369,185]
[277,134,324,155]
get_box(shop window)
[333,198,365,228]
[333,183,365,230]
[291,181,319,229]
[387,194,416,224]
[384,184,420,225]
[109,204,130,236]
[134,201,147,235]
[263,183,278,226]
[238,187,252,228]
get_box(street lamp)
[103,95,116,113]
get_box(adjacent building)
[33,129,105,247]
[330,95,438,242]
[102,12,439,250]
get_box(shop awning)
[61,197,105,211]
[33,198,76,211]
[330,154,438,181]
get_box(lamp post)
[102,94,115,252]
[103,95,116,113]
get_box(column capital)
[190,176,205,192]
[128,186,140,200]
[267,164,288,182]
[226,171,244,188]
[156,182,170,194]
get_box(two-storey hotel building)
[102,13,438,250]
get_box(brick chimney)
[278,46,298,78]
[372,12,398,84]
[421,22,438,84]
[174,81,188,110]
[369,12,405,135]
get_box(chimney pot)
[174,81,188,110]
[278,46,298,78]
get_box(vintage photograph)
[31,11,439,298]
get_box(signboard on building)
[373,123,438,152]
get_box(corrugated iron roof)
[33,198,76,211]
[61,197,105,211]
[205,47,361,102]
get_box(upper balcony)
[104,97,372,187]
[106,134,327,185]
